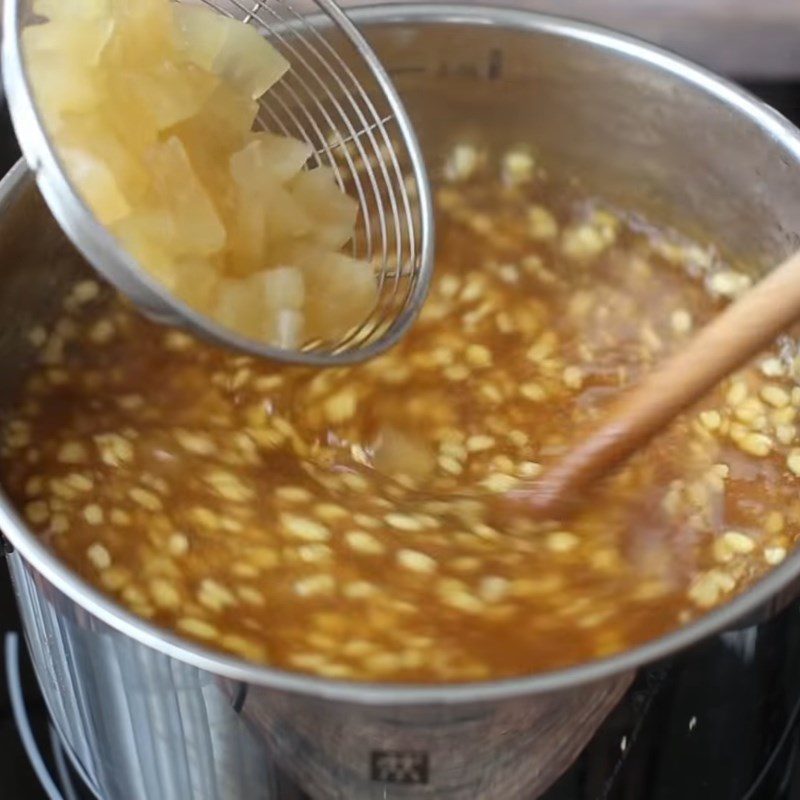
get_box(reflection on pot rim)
[2,3,800,705]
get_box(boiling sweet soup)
[2,146,799,683]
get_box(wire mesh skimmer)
[2,0,435,366]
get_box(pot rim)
[3,2,800,706]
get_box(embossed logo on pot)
[370,750,429,784]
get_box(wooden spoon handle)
[531,249,800,517]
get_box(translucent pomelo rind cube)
[213,266,306,348]
[172,257,220,311]
[269,308,304,349]
[61,145,130,224]
[292,246,379,341]
[290,167,359,249]
[373,427,436,479]
[23,18,113,66]
[96,0,174,71]
[173,3,290,99]
[262,265,305,310]
[58,116,150,212]
[145,136,226,258]
[230,132,313,187]
[215,276,264,340]
[125,62,220,132]
[93,72,161,154]
[25,53,103,127]
[226,182,312,276]
[171,3,227,71]
[33,0,112,21]
[112,209,177,281]
[170,83,259,198]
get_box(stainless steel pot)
[3,5,800,799]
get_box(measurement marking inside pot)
[488,47,503,79]
[435,48,504,80]
[388,65,428,76]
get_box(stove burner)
[741,676,800,800]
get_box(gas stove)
[2,81,800,800]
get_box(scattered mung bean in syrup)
[3,144,800,683]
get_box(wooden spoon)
[523,249,800,519]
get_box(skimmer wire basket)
[2,0,435,366]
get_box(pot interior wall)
[350,14,800,271]
[0,177,87,405]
